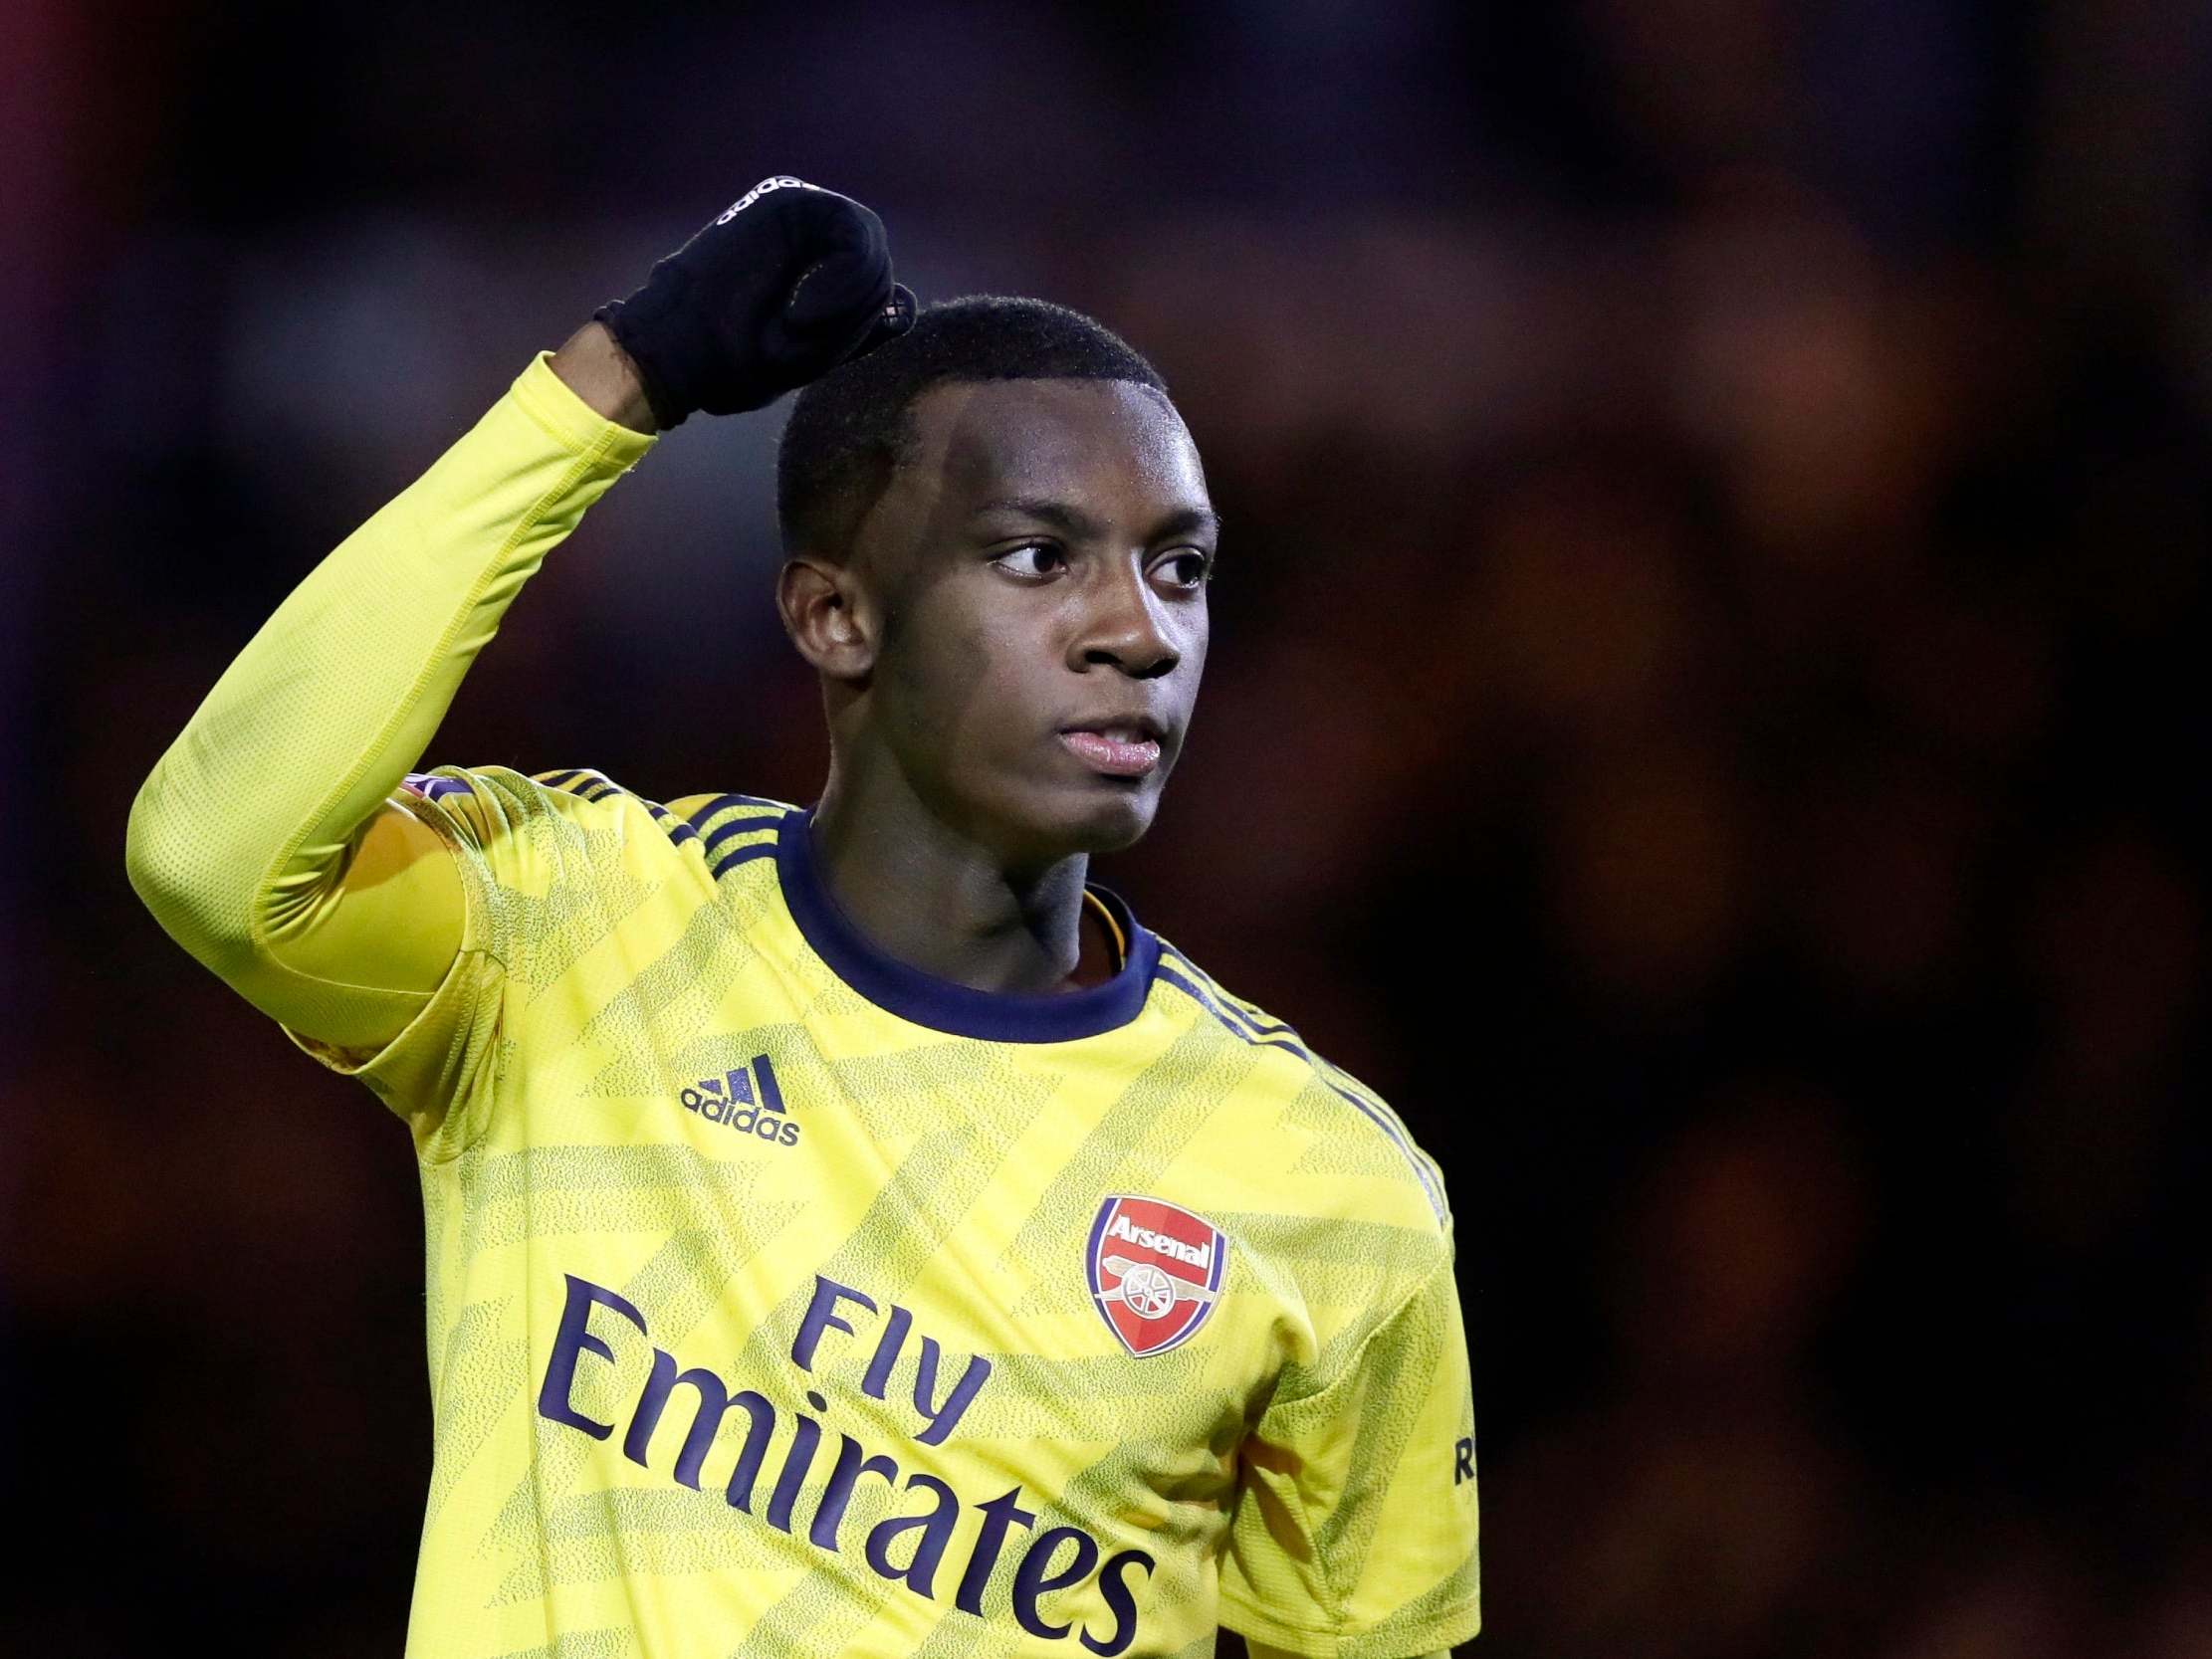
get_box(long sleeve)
[124,350,658,1058]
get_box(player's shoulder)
[398,766,799,866]
[400,762,637,809]
[656,787,803,879]
[398,762,645,835]
[1148,933,1453,1236]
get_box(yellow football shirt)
[290,766,1479,1658]
[124,342,1479,1658]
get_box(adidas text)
[717,176,815,224]
[679,1054,800,1148]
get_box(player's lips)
[1057,717,1167,778]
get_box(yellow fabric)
[123,355,1480,1658]
[124,350,656,1054]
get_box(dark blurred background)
[7,1,2211,1654]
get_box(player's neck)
[806,766,1114,998]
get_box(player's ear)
[776,552,877,681]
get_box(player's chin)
[1013,772,1166,860]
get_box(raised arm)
[122,327,663,1052]
[124,174,915,1063]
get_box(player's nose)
[1074,557,1180,680]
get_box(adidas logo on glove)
[717,176,816,224]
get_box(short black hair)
[775,295,1169,558]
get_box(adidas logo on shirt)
[677,1053,799,1147]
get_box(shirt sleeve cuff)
[509,349,660,472]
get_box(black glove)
[592,175,917,430]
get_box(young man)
[126,176,1479,1659]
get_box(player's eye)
[1155,549,1213,590]
[992,542,1065,580]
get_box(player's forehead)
[902,377,1209,522]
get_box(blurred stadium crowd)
[6,2,2209,1654]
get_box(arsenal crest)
[1086,1195,1228,1357]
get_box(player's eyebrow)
[972,497,1221,541]
[1151,505,1222,542]
[971,497,1101,538]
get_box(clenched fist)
[591,176,917,430]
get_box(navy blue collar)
[774,807,1161,1043]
